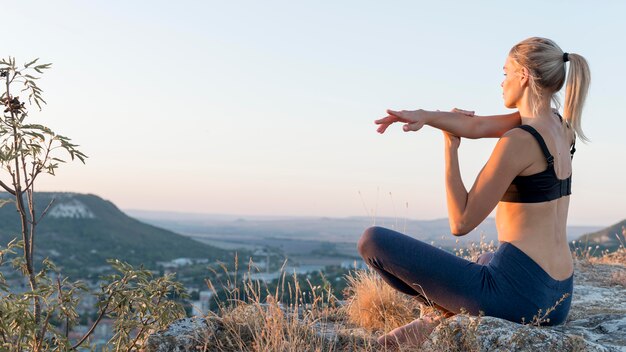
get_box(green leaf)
[22,124,54,133]
[23,131,46,140]
[24,58,39,68]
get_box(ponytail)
[563,53,591,142]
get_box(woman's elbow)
[450,222,471,236]
[451,229,469,237]
[465,124,483,139]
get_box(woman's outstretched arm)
[375,109,521,139]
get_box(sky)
[3,1,625,226]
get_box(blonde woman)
[358,37,590,348]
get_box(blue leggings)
[357,226,573,325]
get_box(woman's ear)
[519,66,530,87]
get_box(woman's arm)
[376,109,521,139]
[443,128,531,236]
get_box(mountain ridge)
[0,192,229,277]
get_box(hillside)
[0,192,230,276]
[576,219,626,252]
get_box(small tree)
[0,56,86,349]
[0,57,186,351]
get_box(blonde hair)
[509,37,591,142]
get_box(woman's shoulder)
[491,127,537,161]
[500,125,536,142]
[495,126,545,162]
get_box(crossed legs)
[357,226,493,348]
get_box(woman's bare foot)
[377,315,441,349]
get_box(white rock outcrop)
[48,199,95,219]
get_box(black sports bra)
[500,124,576,203]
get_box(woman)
[357,37,590,348]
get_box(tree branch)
[24,138,53,192]
[70,291,115,350]
[128,324,148,352]
[35,312,51,352]
[36,198,55,225]
[0,179,15,195]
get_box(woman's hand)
[375,109,427,134]
[375,108,475,134]
[450,108,475,117]
[443,130,461,150]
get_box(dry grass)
[196,260,377,351]
[342,269,421,332]
[453,233,498,262]
[572,228,626,289]
[574,226,626,266]
[589,246,626,266]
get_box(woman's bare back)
[496,115,576,280]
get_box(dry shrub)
[590,247,626,266]
[197,260,369,352]
[579,226,626,266]
[342,269,421,332]
[220,304,265,347]
[454,233,497,262]
[199,295,331,351]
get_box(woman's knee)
[357,226,386,257]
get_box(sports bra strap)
[516,125,554,165]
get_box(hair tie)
[563,52,569,62]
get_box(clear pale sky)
[4,1,625,226]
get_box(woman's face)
[501,56,525,109]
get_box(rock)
[422,261,626,352]
[424,315,613,352]
[143,317,216,352]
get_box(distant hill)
[0,192,230,276]
[575,219,626,252]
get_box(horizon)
[4,1,625,227]
[8,190,614,227]
[122,206,613,228]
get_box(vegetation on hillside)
[0,192,231,278]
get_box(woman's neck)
[516,91,552,124]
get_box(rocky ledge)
[144,260,625,351]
